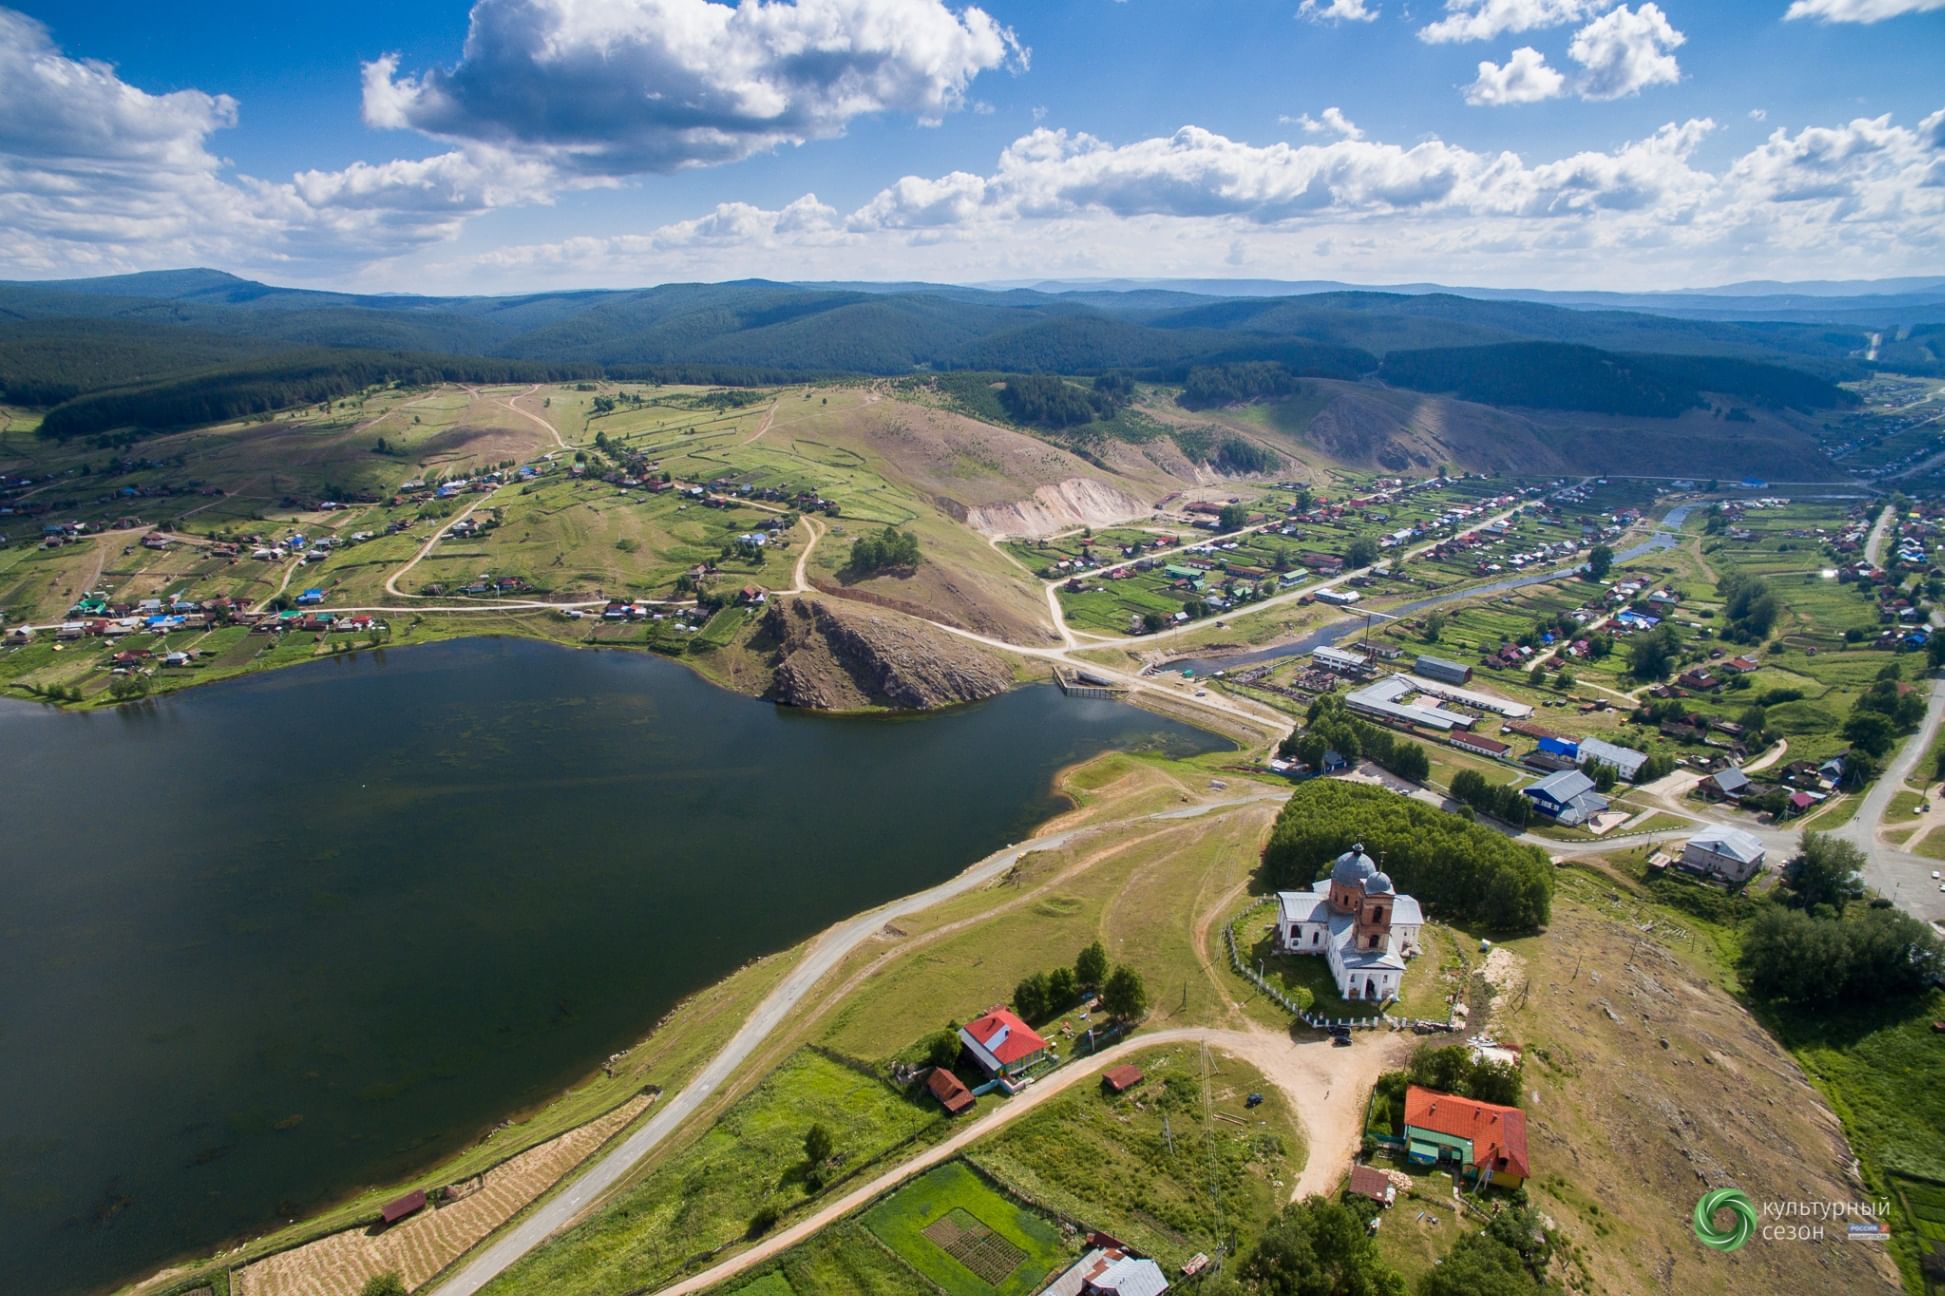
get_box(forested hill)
[0,269,1907,433]
[1379,342,1859,416]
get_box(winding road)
[432,792,1288,1296]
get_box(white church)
[1275,844,1423,1003]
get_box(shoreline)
[111,738,1259,1296]
[4,612,1271,749]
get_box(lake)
[0,638,1225,1295]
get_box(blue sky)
[1,0,1940,291]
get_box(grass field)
[1766,990,1945,1290]
[859,1162,1070,1296]
[479,1049,945,1296]
[716,1221,927,1296]
[810,794,1275,1064]
[966,1043,1304,1270]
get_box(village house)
[1403,1085,1530,1189]
[958,1006,1051,1080]
[1523,769,1608,826]
[1681,826,1767,884]
[1346,1164,1396,1207]
[1042,1246,1170,1296]
[1577,736,1648,782]
[1701,767,1752,800]
[1448,732,1511,761]
[1275,846,1423,1003]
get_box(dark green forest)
[1379,341,1855,416]
[35,351,599,439]
[0,269,1893,435]
[1260,779,1554,932]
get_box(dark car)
[1332,1033,1353,1047]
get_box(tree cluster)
[1741,901,1941,1004]
[848,525,921,575]
[1281,695,1432,784]
[1840,662,1925,758]
[997,373,1118,428]
[1627,624,1681,681]
[1447,768,1531,827]
[1380,341,1850,418]
[1261,780,1553,932]
[1718,573,1780,643]
[1177,361,1304,410]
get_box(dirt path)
[253,553,308,614]
[431,793,1285,1296]
[501,385,567,450]
[650,1025,1408,1296]
[1865,502,1896,567]
[740,400,780,446]
[787,515,823,594]
[384,498,489,598]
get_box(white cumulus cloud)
[362,0,1026,176]
[1785,0,1945,21]
[1419,0,1607,43]
[1465,47,1568,105]
[0,7,588,275]
[1569,3,1684,100]
[1298,0,1381,23]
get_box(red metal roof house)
[958,1006,1052,1079]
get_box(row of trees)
[1282,695,1433,784]
[1447,768,1532,827]
[1261,780,1554,932]
[1012,941,1120,1023]
[38,349,600,440]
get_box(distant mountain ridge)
[1,267,1935,435]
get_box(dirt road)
[430,792,1286,1296]
[787,515,823,594]
[651,1025,1408,1296]
[383,498,492,598]
[501,385,568,450]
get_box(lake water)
[0,638,1224,1295]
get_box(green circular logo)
[1693,1187,1758,1252]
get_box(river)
[0,638,1224,1295]
[1171,504,1697,677]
